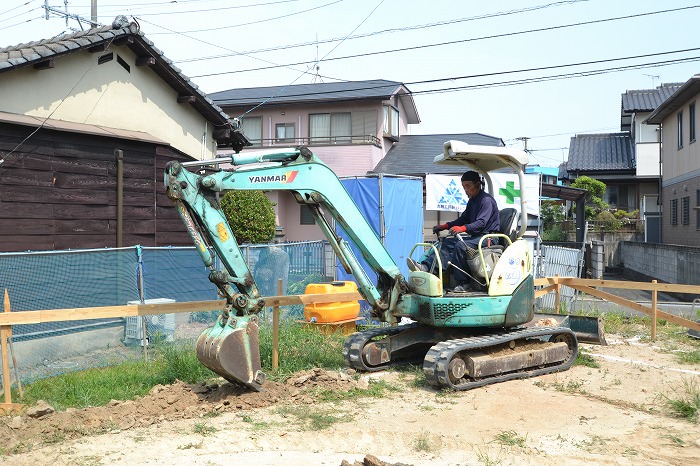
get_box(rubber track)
[343,323,419,372]
[422,326,578,391]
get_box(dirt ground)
[1,334,699,466]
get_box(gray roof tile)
[0,17,232,128]
[209,79,408,106]
[371,133,505,176]
[621,83,683,113]
[567,133,634,172]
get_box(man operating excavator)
[407,170,500,292]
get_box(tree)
[219,190,276,244]
[571,176,608,219]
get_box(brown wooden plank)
[558,277,700,296]
[0,168,54,187]
[566,284,700,332]
[0,202,54,219]
[0,235,55,252]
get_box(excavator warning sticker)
[216,222,229,241]
[248,170,298,184]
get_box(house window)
[677,111,683,149]
[682,196,690,225]
[670,198,678,225]
[383,105,399,139]
[690,102,696,143]
[309,113,351,144]
[696,190,700,229]
[275,123,295,144]
[240,116,262,147]
[299,205,315,225]
[605,186,618,209]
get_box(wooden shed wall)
[0,123,193,252]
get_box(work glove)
[449,225,467,235]
[432,223,449,234]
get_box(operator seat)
[498,208,519,245]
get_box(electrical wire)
[176,0,590,63]
[207,48,700,103]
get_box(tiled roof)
[209,79,420,124]
[0,16,231,127]
[370,133,505,176]
[210,80,406,106]
[646,74,700,124]
[621,83,683,113]
[566,133,634,172]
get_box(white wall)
[1,47,218,160]
[635,142,661,177]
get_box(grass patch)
[676,349,700,365]
[10,320,349,410]
[661,378,700,423]
[492,430,527,448]
[259,318,347,382]
[193,422,218,436]
[275,405,351,430]
[575,349,600,368]
[313,379,400,402]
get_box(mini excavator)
[164,140,604,391]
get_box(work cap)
[461,171,481,183]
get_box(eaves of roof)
[210,80,421,124]
[0,16,230,127]
[621,83,683,113]
[566,132,635,172]
[0,110,167,145]
[646,74,700,124]
[370,133,505,176]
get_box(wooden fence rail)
[534,277,700,338]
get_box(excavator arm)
[164,146,407,389]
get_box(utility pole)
[515,136,530,152]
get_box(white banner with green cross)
[425,173,540,216]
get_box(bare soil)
[1,335,699,466]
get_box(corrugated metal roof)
[0,16,231,128]
[621,83,683,113]
[566,132,635,172]
[370,133,505,176]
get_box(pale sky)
[2,0,699,166]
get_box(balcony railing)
[247,135,382,148]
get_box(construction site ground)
[1,332,699,466]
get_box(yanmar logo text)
[248,171,298,184]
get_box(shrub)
[595,210,622,231]
[220,190,276,244]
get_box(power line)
[208,48,700,103]
[189,5,700,78]
[168,0,590,61]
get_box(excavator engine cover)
[195,315,265,391]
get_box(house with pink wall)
[209,80,420,241]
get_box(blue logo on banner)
[436,180,467,210]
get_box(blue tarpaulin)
[336,175,423,283]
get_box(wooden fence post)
[1,289,22,413]
[554,275,561,314]
[651,280,658,341]
[272,279,282,371]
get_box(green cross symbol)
[499,181,521,205]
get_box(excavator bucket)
[195,315,265,391]
[529,313,607,345]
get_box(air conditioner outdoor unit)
[124,298,176,345]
